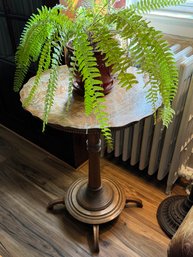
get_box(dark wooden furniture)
[157,165,193,239]
[168,204,193,257]
[19,65,162,252]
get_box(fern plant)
[14,0,187,146]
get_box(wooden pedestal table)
[20,65,162,252]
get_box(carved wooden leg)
[125,197,143,208]
[47,197,65,210]
[93,224,100,253]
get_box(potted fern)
[14,0,186,145]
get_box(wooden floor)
[0,124,185,257]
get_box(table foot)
[93,225,100,253]
[47,197,65,210]
[47,178,143,253]
[157,195,192,238]
[125,197,143,208]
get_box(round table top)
[20,65,162,131]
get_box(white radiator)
[101,44,193,193]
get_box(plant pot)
[65,41,114,96]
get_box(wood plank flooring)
[0,124,186,257]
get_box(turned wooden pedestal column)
[48,131,142,252]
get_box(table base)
[157,189,193,238]
[48,177,143,252]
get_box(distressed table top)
[20,65,162,131]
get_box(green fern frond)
[107,8,178,125]
[65,68,73,111]
[160,105,176,127]
[14,6,73,93]
[131,0,187,13]
[14,8,54,91]
[91,26,138,90]
[14,25,52,92]
[43,38,65,131]
[72,32,112,144]
[22,40,51,107]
